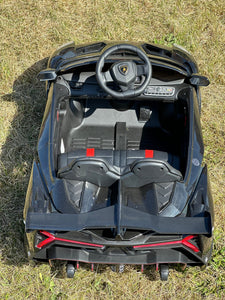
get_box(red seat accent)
[145,150,154,158]
[86,148,95,157]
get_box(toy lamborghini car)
[23,41,214,280]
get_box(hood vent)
[76,42,106,56]
[142,43,172,58]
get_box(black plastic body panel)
[23,41,213,268]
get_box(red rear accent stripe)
[86,148,95,157]
[145,150,154,158]
[133,235,199,253]
[182,235,200,253]
[37,231,103,249]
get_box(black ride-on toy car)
[23,41,214,280]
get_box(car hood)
[47,41,198,76]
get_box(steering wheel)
[96,44,152,98]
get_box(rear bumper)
[34,245,207,265]
[26,230,213,266]
[25,205,213,266]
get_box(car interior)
[53,57,190,214]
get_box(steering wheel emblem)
[119,65,128,75]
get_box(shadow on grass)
[0,58,48,266]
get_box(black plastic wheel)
[111,264,125,273]
[111,265,117,272]
[66,263,76,278]
[160,264,169,281]
[118,264,125,273]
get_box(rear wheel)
[160,264,169,281]
[66,262,76,278]
[111,264,125,273]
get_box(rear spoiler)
[25,205,212,235]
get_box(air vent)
[60,47,76,57]
[142,43,172,58]
[76,42,106,56]
[110,50,137,57]
[86,229,150,240]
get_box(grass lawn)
[0,0,225,299]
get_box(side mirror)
[189,74,210,86]
[37,69,57,81]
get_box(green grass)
[0,0,225,299]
